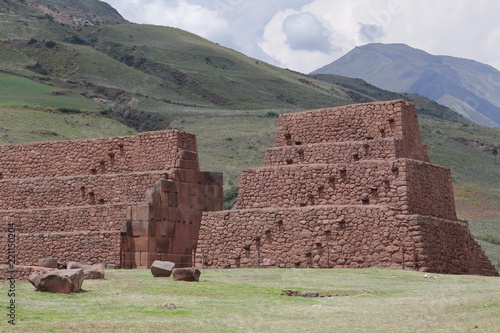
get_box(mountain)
[311,43,500,128]
[0,2,468,135]
[0,0,127,24]
[0,0,359,130]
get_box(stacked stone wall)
[265,139,400,166]
[273,100,428,162]
[0,130,197,179]
[0,230,121,267]
[196,208,496,275]
[0,129,221,278]
[0,205,128,233]
[197,206,414,269]
[196,100,497,275]
[404,161,457,220]
[0,172,167,210]
[236,161,407,210]
[413,216,498,275]
[236,159,456,220]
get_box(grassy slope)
[0,70,135,143]
[0,106,135,144]
[87,24,352,110]
[0,268,498,332]
[0,72,102,110]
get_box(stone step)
[236,159,456,220]
[265,138,429,166]
[0,130,198,179]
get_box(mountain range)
[311,43,500,128]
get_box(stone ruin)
[195,100,498,276]
[0,130,222,280]
[0,100,497,279]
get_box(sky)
[101,0,500,74]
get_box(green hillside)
[0,72,102,110]
[0,106,135,144]
[0,0,126,24]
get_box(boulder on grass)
[150,260,175,277]
[67,262,105,279]
[172,268,201,282]
[29,269,84,293]
[302,291,319,298]
[38,258,58,268]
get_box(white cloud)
[282,12,333,52]
[104,0,228,39]
[103,0,500,74]
[260,0,500,73]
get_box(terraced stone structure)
[196,100,498,276]
[0,130,222,279]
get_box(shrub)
[223,186,239,210]
[57,108,82,114]
[44,40,57,48]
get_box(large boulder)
[37,258,58,268]
[67,262,105,279]
[172,268,201,282]
[29,269,84,293]
[150,260,175,277]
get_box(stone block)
[150,260,175,277]
[67,262,105,279]
[172,268,201,282]
[38,258,58,268]
[29,269,84,293]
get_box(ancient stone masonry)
[195,100,498,276]
[0,130,222,280]
[122,171,223,269]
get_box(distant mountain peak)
[311,43,500,127]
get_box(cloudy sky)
[101,0,500,74]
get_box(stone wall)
[0,171,168,210]
[122,172,223,269]
[0,130,222,279]
[236,159,456,220]
[405,161,457,220]
[196,100,498,276]
[273,100,428,162]
[196,208,496,275]
[0,130,197,179]
[197,206,414,269]
[265,138,417,166]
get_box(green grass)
[0,106,135,144]
[0,72,103,111]
[71,44,172,100]
[84,24,352,110]
[0,268,498,332]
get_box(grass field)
[0,106,135,144]
[0,73,103,111]
[0,268,498,332]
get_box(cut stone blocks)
[195,100,498,276]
